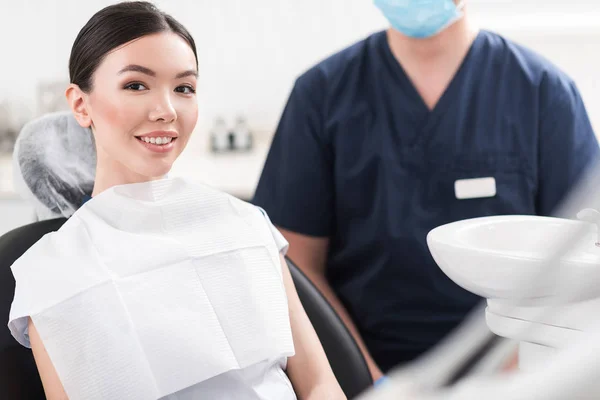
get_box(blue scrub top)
[253,30,600,372]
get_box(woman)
[8,2,346,399]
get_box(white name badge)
[454,177,496,200]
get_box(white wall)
[0,0,599,231]
[1,0,599,142]
[0,0,390,141]
[0,198,34,235]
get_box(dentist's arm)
[281,253,346,400]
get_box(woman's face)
[70,32,198,181]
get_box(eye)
[175,85,196,95]
[124,82,148,91]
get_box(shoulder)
[180,185,290,255]
[10,216,98,293]
[11,217,90,274]
[480,30,577,94]
[252,206,290,255]
[9,217,94,347]
[179,182,289,252]
[293,31,386,100]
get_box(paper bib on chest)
[9,178,294,400]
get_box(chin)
[136,164,173,180]
[148,168,173,179]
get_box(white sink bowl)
[426,215,600,301]
[428,214,600,372]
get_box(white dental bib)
[8,178,295,400]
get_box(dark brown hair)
[69,1,198,92]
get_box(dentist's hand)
[374,376,389,387]
[502,350,519,372]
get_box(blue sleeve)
[537,76,600,215]
[253,71,334,237]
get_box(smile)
[135,136,178,153]
[136,136,173,145]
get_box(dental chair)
[0,112,373,399]
[286,257,373,397]
[0,218,66,400]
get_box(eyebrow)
[118,64,198,79]
[175,70,198,79]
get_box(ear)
[65,84,92,128]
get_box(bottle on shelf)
[210,117,229,153]
[231,115,253,152]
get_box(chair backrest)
[286,257,372,398]
[0,218,67,400]
[0,219,372,399]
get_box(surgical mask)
[374,0,465,39]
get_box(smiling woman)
[7,2,346,400]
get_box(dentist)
[254,0,600,381]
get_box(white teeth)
[140,137,173,145]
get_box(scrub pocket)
[427,151,537,221]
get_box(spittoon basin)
[426,215,600,302]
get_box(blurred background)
[0,0,599,234]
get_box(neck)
[92,148,162,197]
[386,15,479,66]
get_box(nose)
[149,91,177,123]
